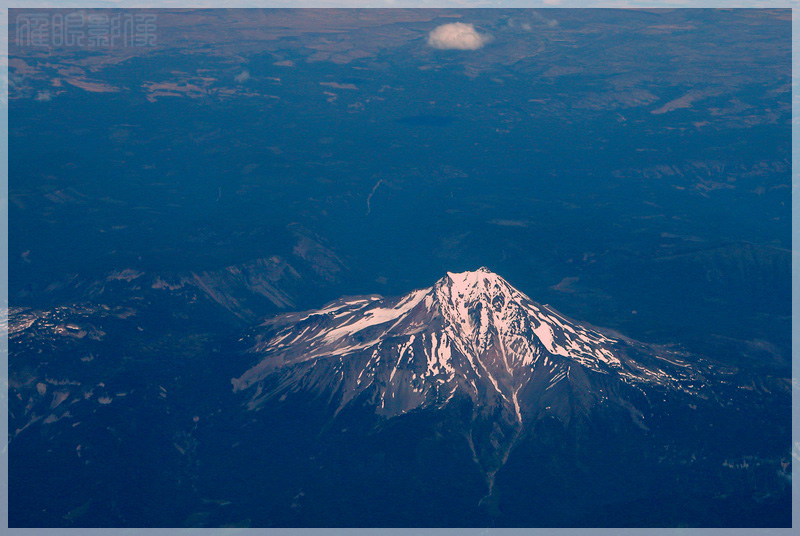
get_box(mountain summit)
[232,268,702,424]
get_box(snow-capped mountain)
[9,268,789,526]
[233,268,705,427]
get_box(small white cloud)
[427,22,490,51]
[234,70,250,83]
[34,90,53,102]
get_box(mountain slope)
[234,268,704,417]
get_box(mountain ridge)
[233,268,706,424]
